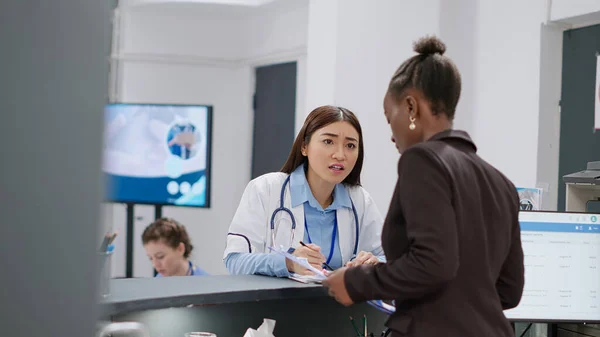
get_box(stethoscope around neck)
[269,175,360,257]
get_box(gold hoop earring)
[409,116,416,130]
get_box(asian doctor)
[223,105,385,277]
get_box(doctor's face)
[144,240,185,276]
[302,121,359,186]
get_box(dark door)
[252,62,297,179]
[557,24,600,210]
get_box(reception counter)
[100,275,389,337]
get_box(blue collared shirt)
[290,164,350,269]
[155,260,210,277]
[225,164,351,276]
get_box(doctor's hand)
[323,267,354,306]
[286,243,325,275]
[345,251,379,267]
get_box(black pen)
[299,241,334,271]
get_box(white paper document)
[268,246,395,314]
[288,273,324,284]
[268,246,327,280]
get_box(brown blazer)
[345,130,524,337]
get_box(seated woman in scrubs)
[224,105,385,277]
[142,218,209,277]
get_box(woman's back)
[322,36,525,337]
[379,130,523,336]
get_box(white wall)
[438,0,478,135]
[550,0,600,24]
[106,1,308,276]
[244,3,308,62]
[305,0,547,213]
[243,1,309,134]
[332,0,442,213]
[304,0,339,111]
[465,0,547,188]
[122,7,244,61]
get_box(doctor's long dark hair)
[280,105,364,186]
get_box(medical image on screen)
[166,123,199,160]
[103,104,212,207]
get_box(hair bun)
[413,35,446,56]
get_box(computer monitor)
[103,103,213,207]
[504,211,600,322]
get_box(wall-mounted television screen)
[103,103,212,207]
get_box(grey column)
[0,1,110,337]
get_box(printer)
[563,161,600,213]
[562,161,600,185]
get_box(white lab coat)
[223,172,385,264]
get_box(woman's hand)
[286,243,325,275]
[323,267,354,306]
[345,251,379,267]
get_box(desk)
[101,275,389,337]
